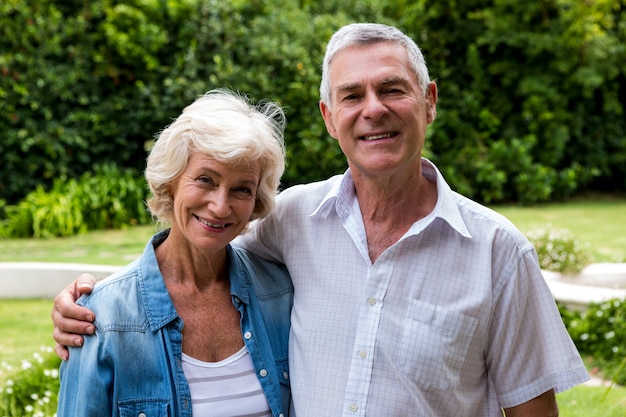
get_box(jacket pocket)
[118,398,170,417]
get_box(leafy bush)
[2,0,625,206]
[560,299,626,385]
[526,227,592,274]
[0,347,60,417]
[1,164,150,238]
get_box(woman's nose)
[208,189,231,217]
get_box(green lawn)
[0,224,157,266]
[0,299,54,372]
[1,196,626,415]
[0,196,624,266]
[492,195,626,263]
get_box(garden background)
[1,0,625,415]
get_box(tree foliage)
[1,0,624,207]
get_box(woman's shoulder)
[77,259,143,312]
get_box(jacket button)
[259,369,268,377]
[138,413,146,417]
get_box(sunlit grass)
[0,224,157,266]
[1,196,625,415]
[0,299,54,382]
[557,382,626,416]
[492,195,626,263]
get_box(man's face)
[320,42,437,181]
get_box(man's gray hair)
[319,23,431,106]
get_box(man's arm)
[51,274,97,360]
[502,389,558,417]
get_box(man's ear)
[426,82,438,124]
[319,101,339,139]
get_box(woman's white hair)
[145,89,286,225]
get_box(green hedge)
[1,0,625,206]
[0,164,150,238]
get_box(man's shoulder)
[278,175,343,200]
[453,192,531,248]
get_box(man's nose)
[362,93,387,120]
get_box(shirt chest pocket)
[396,300,480,391]
[118,398,170,417]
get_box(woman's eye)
[235,187,253,196]
[198,176,215,185]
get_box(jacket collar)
[138,229,251,331]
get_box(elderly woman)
[57,89,293,417]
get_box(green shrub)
[559,299,626,385]
[2,0,624,206]
[526,227,591,274]
[2,164,150,238]
[0,346,61,417]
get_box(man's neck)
[353,169,438,263]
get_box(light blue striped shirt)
[238,158,589,416]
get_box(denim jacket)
[58,230,293,417]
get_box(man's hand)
[51,273,98,360]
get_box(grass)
[0,224,157,266]
[557,383,626,416]
[1,300,625,416]
[492,195,626,263]
[0,196,624,267]
[0,299,54,373]
[1,196,626,415]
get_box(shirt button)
[358,350,367,359]
[349,403,358,412]
[244,331,252,339]
[367,297,376,306]
[260,369,268,377]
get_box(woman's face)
[168,152,260,254]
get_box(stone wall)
[0,263,120,298]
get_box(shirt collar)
[310,158,472,238]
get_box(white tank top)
[182,346,271,416]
